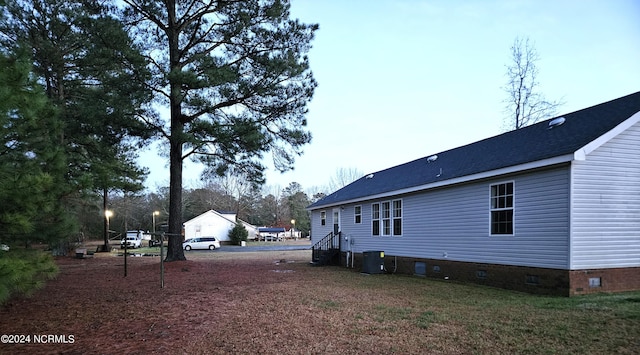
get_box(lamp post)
[153,211,160,233]
[291,219,296,239]
[153,210,164,288]
[103,210,113,251]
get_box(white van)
[183,237,220,251]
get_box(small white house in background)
[183,210,258,242]
[258,227,287,241]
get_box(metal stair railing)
[311,231,340,265]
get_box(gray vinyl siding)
[570,120,640,269]
[310,209,333,244]
[327,166,570,269]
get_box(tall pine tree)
[123,0,318,261]
[1,0,153,247]
[0,50,72,246]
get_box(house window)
[490,182,514,235]
[372,203,380,236]
[382,202,391,235]
[320,211,326,226]
[354,206,362,224]
[392,199,402,236]
[372,200,402,236]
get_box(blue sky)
[142,0,640,192]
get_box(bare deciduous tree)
[327,167,363,193]
[503,37,563,130]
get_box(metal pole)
[153,211,160,234]
[103,189,108,251]
[124,235,127,277]
[160,233,165,288]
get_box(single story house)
[183,210,259,242]
[307,92,640,296]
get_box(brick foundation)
[569,267,640,296]
[343,252,640,296]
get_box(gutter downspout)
[350,236,354,268]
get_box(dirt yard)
[0,240,467,355]
[1,245,638,354]
[1,248,332,355]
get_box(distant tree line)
[84,179,319,241]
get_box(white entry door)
[333,208,342,251]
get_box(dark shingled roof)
[309,91,640,209]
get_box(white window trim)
[371,199,403,237]
[381,201,391,236]
[372,203,380,236]
[489,180,515,236]
[392,199,403,237]
[354,205,362,224]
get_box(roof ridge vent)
[365,173,374,179]
[548,117,566,129]
[426,154,438,163]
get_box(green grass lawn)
[297,268,640,354]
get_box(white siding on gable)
[183,211,238,241]
[571,120,640,269]
[327,166,571,269]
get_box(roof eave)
[309,107,640,211]
[308,154,575,210]
[184,210,238,225]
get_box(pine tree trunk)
[164,0,186,262]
